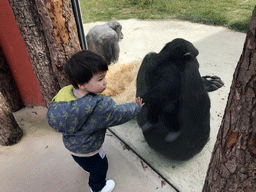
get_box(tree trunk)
[0,46,23,146]
[8,0,81,107]
[0,47,23,112]
[203,6,256,191]
[0,92,23,146]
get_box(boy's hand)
[136,97,145,107]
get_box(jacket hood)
[52,85,77,102]
[47,85,99,134]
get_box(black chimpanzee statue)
[136,38,224,160]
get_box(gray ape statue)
[86,21,123,65]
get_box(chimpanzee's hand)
[202,75,224,92]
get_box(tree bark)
[0,47,23,112]
[203,6,256,191]
[0,46,23,146]
[0,92,23,146]
[8,0,81,107]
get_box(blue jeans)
[71,154,108,192]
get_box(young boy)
[46,50,144,192]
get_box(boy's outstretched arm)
[100,97,144,128]
[135,97,145,107]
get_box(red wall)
[0,0,45,106]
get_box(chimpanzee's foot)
[164,131,181,142]
[141,122,154,133]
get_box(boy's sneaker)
[90,180,115,192]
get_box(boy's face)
[81,71,107,94]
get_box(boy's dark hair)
[65,50,108,89]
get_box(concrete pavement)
[0,106,176,192]
[0,19,247,192]
[83,19,246,191]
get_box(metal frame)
[71,0,86,50]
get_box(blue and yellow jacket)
[46,85,141,154]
